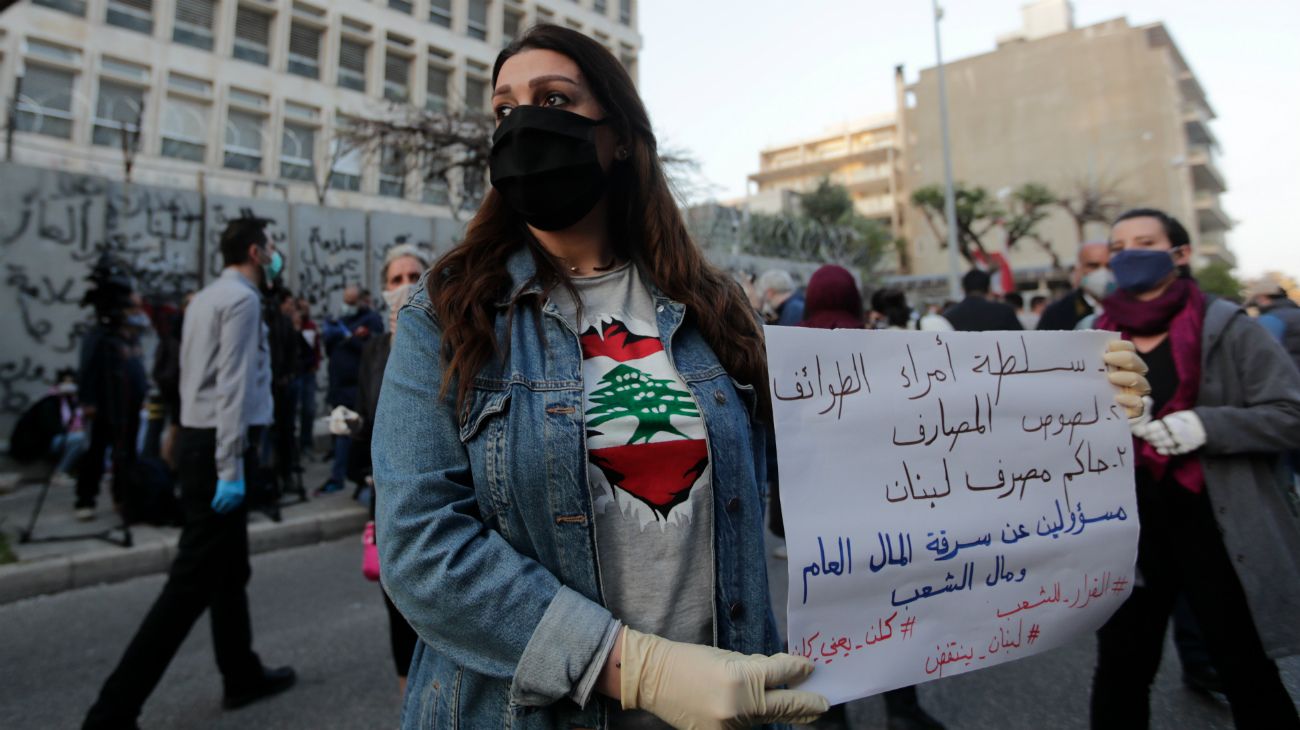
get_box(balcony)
[754,138,895,179]
[1187,146,1226,194]
[1194,230,1236,269]
[1195,192,1232,233]
[1183,104,1218,148]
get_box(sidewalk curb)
[0,504,368,606]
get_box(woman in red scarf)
[1090,209,1300,728]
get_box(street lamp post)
[932,0,963,301]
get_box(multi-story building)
[0,0,641,213]
[746,106,908,245]
[902,0,1232,284]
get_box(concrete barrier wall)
[0,162,462,436]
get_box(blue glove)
[212,478,246,514]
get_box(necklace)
[561,254,618,276]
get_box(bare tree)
[1056,176,1126,246]
[659,142,720,208]
[335,107,494,219]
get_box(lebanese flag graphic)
[590,440,709,519]
[582,316,709,521]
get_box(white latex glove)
[620,628,829,729]
[1132,410,1206,456]
[1104,340,1151,419]
[328,405,363,436]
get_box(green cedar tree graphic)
[587,363,700,444]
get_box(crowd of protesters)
[5,21,1298,730]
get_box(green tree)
[911,181,1058,267]
[740,178,896,282]
[1195,261,1243,302]
[587,364,700,444]
[911,183,1001,263]
[1000,183,1063,271]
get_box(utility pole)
[932,0,963,301]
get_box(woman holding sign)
[1090,208,1300,728]
[370,25,828,730]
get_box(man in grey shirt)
[84,219,296,729]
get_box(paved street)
[0,536,1295,729]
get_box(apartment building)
[746,109,907,242]
[0,0,641,212]
[903,2,1232,281]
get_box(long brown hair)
[429,24,767,417]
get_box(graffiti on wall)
[0,162,462,433]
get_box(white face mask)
[1080,268,1117,300]
[383,283,414,333]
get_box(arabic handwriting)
[800,536,853,605]
[885,459,953,507]
[868,532,913,573]
[971,335,1090,404]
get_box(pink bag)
[362,521,381,582]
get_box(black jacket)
[942,295,1024,332]
[350,333,393,487]
[1037,289,1095,331]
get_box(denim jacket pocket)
[459,383,515,539]
[459,384,511,443]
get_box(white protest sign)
[765,327,1139,704]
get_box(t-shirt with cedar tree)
[554,264,714,728]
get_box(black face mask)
[489,105,609,231]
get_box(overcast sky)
[638,0,1300,279]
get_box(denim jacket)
[373,248,782,729]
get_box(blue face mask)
[261,249,284,281]
[1110,249,1175,293]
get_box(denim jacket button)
[726,496,741,513]
[656,305,665,313]
[729,601,744,620]
[714,391,727,405]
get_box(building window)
[224,109,265,172]
[467,0,488,41]
[15,65,76,139]
[233,6,272,66]
[281,122,316,181]
[160,96,209,162]
[92,79,146,148]
[288,22,321,79]
[329,134,363,191]
[384,52,410,102]
[503,8,523,45]
[619,45,636,75]
[426,63,450,112]
[388,0,412,14]
[379,145,406,198]
[106,0,153,34]
[594,0,606,14]
[536,6,554,23]
[618,0,631,25]
[423,175,449,205]
[173,0,217,50]
[429,0,451,27]
[465,74,488,114]
[338,39,368,92]
[460,168,485,210]
[32,0,87,16]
